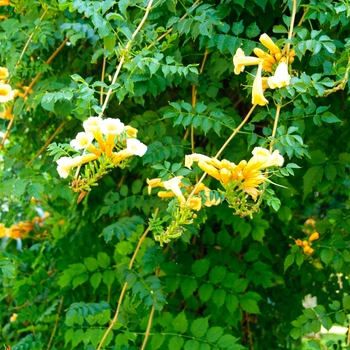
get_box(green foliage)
[1,0,350,349]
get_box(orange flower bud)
[275,52,282,61]
[303,245,311,254]
[307,248,314,255]
[302,240,309,247]
[295,239,303,246]
[309,231,320,242]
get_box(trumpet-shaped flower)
[0,67,8,80]
[259,33,281,54]
[125,125,138,138]
[198,161,221,181]
[56,154,98,178]
[252,64,269,106]
[188,197,202,211]
[126,138,147,157]
[163,176,186,203]
[111,139,147,164]
[70,131,101,156]
[246,147,284,172]
[146,178,164,194]
[101,118,125,157]
[0,84,15,103]
[185,153,215,169]
[83,116,105,150]
[233,48,262,75]
[267,61,291,89]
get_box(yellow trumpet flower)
[251,64,269,106]
[233,48,262,75]
[259,33,281,54]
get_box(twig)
[100,51,107,105]
[96,207,159,350]
[140,306,155,350]
[98,0,155,118]
[15,8,48,68]
[146,0,200,50]
[269,104,281,152]
[186,104,257,204]
[46,296,64,350]
[286,0,298,63]
[26,120,66,167]
[0,36,70,150]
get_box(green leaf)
[226,294,239,313]
[173,311,188,334]
[290,328,301,340]
[198,283,214,303]
[284,253,295,272]
[84,257,99,272]
[168,336,184,350]
[181,278,198,299]
[335,311,346,325]
[245,22,260,38]
[212,288,226,308]
[239,297,260,314]
[190,317,209,338]
[320,248,334,266]
[303,166,324,200]
[97,252,111,269]
[90,272,102,291]
[217,334,239,348]
[342,295,350,310]
[184,340,200,350]
[192,259,210,277]
[209,266,227,284]
[102,270,115,287]
[206,326,224,343]
[151,333,165,350]
[321,316,332,330]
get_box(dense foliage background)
[0,0,350,349]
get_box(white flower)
[56,154,98,178]
[163,176,185,203]
[248,147,284,170]
[267,62,291,89]
[126,138,147,157]
[100,118,125,136]
[70,132,94,150]
[0,84,15,103]
[83,116,102,133]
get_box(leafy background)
[0,0,350,349]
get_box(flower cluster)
[185,147,284,217]
[0,66,17,120]
[147,176,221,211]
[0,211,50,240]
[56,117,147,196]
[296,231,320,255]
[295,218,320,255]
[233,33,294,106]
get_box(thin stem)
[186,104,257,204]
[269,104,281,152]
[16,8,48,68]
[190,84,196,153]
[0,36,70,150]
[140,306,155,350]
[286,0,298,63]
[96,208,159,350]
[98,0,154,118]
[26,120,66,167]
[46,296,64,350]
[100,52,107,105]
[146,0,200,50]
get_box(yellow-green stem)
[98,0,154,118]
[270,104,281,152]
[96,208,159,350]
